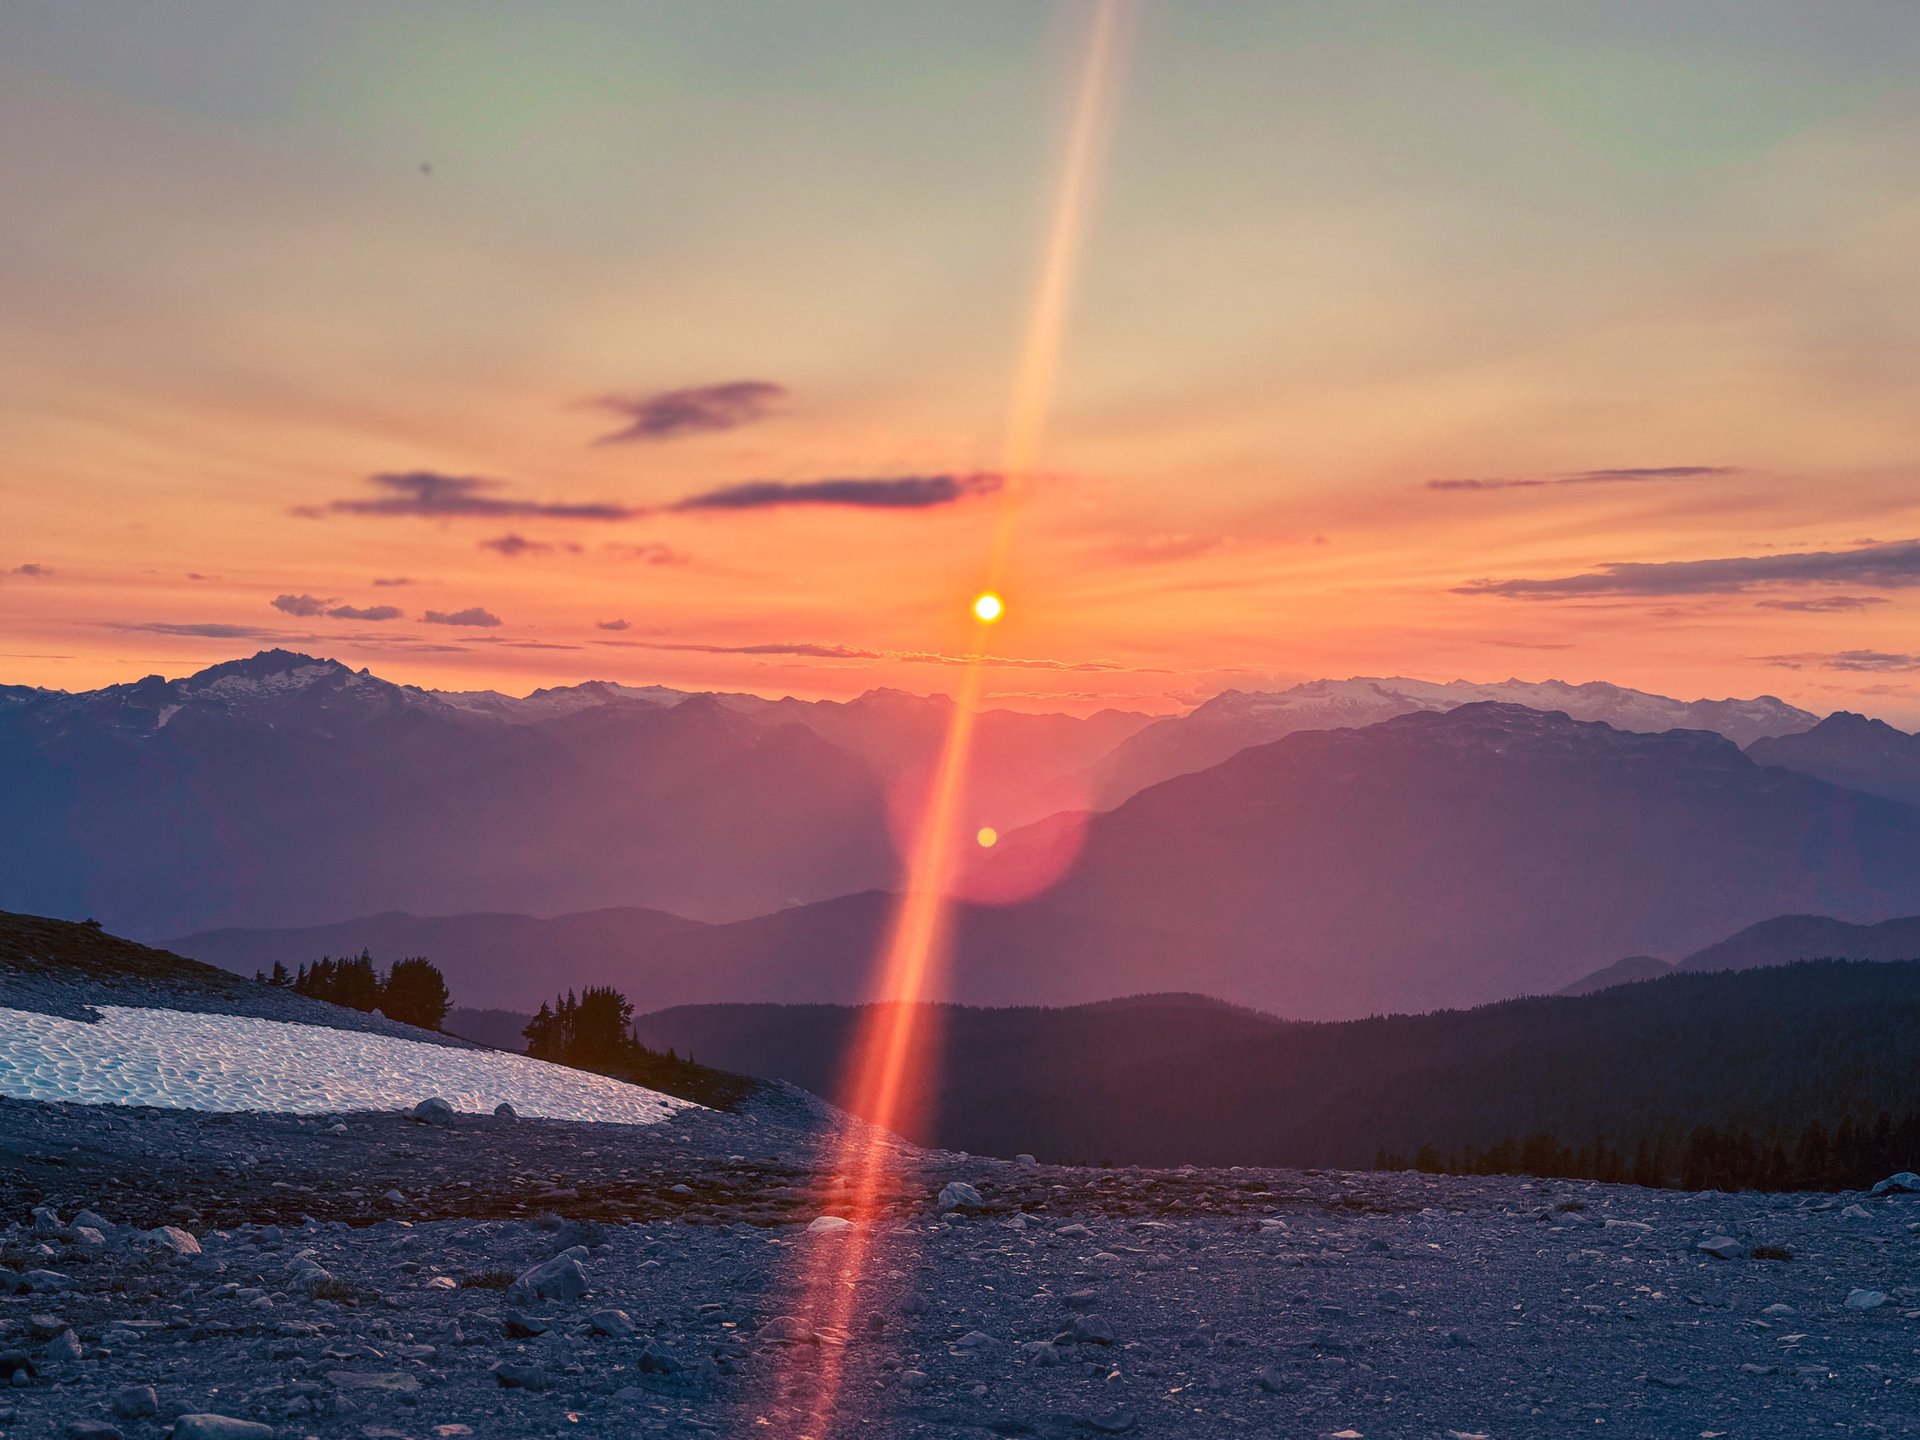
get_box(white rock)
[506,1255,589,1305]
[807,1215,853,1234]
[1696,1237,1746,1260]
[1844,1288,1888,1311]
[1870,1171,1920,1197]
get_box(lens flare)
[972,592,1004,624]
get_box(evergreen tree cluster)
[259,950,451,1031]
[521,984,758,1110]
[1381,1109,1920,1193]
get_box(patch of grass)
[1750,1244,1793,1261]
[459,1270,516,1290]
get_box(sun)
[972,592,1004,624]
[976,826,999,847]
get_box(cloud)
[479,533,580,558]
[372,576,412,587]
[272,594,404,621]
[300,472,639,522]
[606,542,691,566]
[117,622,285,640]
[1456,538,1920,600]
[1427,465,1736,492]
[589,380,786,444]
[1098,532,1329,565]
[423,607,503,627]
[327,604,404,621]
[8,563,53,578]
[597,619,632,631]
[598,636,1160,672]
[1755,595,1889,613]
[665,473,1002,512]
[1762,650,1920,673]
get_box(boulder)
[936,1181,983,1213]
[1870,1171,1920,1197]
[146,1226,201,1258]
[411,1097,455,1125]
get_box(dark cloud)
[299,472,639,522]
[598,636,1158,673]
[1755,595,1889,613]
[423,607,503,627]
[1763,649,1920,673]
[328,604,404,622]
[589,380,786,444]
[372,576,412,587]
[1457,538,1920,600]
[597,619,632,631]
[1428,465,1735,493]
[272,594,404,621]
[8,563,53,578]
[666,473,1002,513]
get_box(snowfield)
[0,1004,692,1123]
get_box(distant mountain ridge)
[1088,675,1817,805]
[1747,710,1920,808]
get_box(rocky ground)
[1,1096,1917,1440]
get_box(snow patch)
[0,1005,693,1125]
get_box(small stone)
[1055,1223,1093,1238]
[636,1340,680,1375]
[493,1102,518,1120]
[1014,1153,1037,1165]
[29,1314,69,1341]
[1840,1203,1871,1220]
[423,1275,457,1290]
[45,1329,83,1363]
[937,1181,983,1212]
[110,1386,158,1419]
[506,1255,589,1305]
[1068,1314,1116,1345]
[807,1215,852,1234]
[67,1422,123,1440]
[1844,1289,1888,1311]
[756,1315,814,1345]
[329,1371,421,1393]
[1697,1237,1746,1260]
[490,1362,549,1391]
[502,1310,549,1339]
[1085,1409,1137,1435]
[146,1225,201,1257]
[1253,1364,1294,1393]
[173,1416,276,1440]
[588,1309,637,1339]
[411,1097,454,1125]
[0,1352,34,1384]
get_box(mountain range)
[165,687,1920,1017]
[1561,912,1920,994]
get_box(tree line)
[1380,1108,1920,1192]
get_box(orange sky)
[6,4,1920,721]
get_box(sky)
[5,1,1920,720]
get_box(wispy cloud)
[299,472,639,522]
[1763,649,1920,673]
[1427,465,1736,493]
[597,635,1160,673]
[423,607,503,627]
[606,542,691,566]
[596,619,631,631]
[664,473,1002,512]
[372,576,412,587]
[1457,538,1920,600]
[7,563,53,578]
[116,621,284,640]
[272,594,403,621]
[588,380,786,444]
[479,533,581,558]
[1755,595,1889,613]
